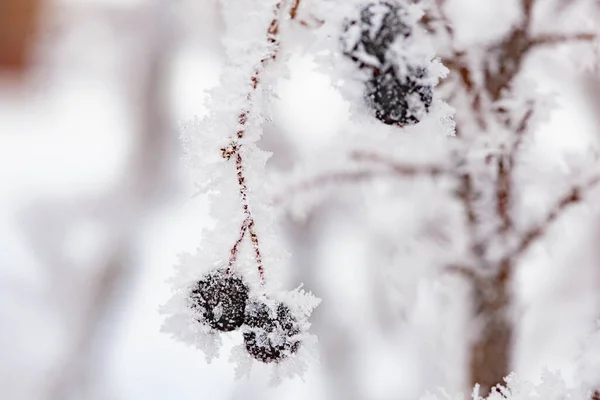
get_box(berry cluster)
[189,269,301,363]
[340,0,433,126]
[244,300,301,363]
[190,268,249,332]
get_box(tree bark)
[469,281,512,397]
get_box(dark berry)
[340,1,412,67]
[365,66,432,125]
[243,299,301,363]
[190,268,249,332]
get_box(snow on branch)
[508,174,600,265]
[162,0,320,383]
[274,149,454,205]
[530,33,597,47]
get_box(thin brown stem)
[530,32,597,47]
[290,0,301,20]
[275,150,455,204]
[496,158,512,234]
[445,264,484,286]
[247,219,265,281]
[233,149,266,281]
[228,218,249,268]
[273,169,380,204]
[350,150,450,177]
[220,1,294,283]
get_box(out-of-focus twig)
[505,175,600,269]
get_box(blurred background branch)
[0,0,42,75]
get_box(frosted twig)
[290,0,301,20]
[521,0,537,26]
[445,264,484,286]
[274,170,380,204]
[508,175,600,264]
[529,33,597,47]
[220,0,300,282]
[227,146,266,280]
[228,218,250,268]
[441,54,486,131]
[276,152,452,204]
[350,150,451,177]
[289,0,322,28]
[298,16,324,29]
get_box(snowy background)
[1,0,599,399]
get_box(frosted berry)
[340,0,412,67]
[190,268,249,332]
[243,299,301,363]
[365,66,432,125]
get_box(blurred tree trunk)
[469,279,512,396]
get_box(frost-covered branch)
[508,175,600,265]
[521,0,536,25]
[228,218,250,268]
[438,0,595,109]
[219,0,294,282]
[530,32,597,47]
[350,150,451,176]
[274,169,379,204]
[163,0,320,380]
[493,175,600,289]
[275,151,453,205]
[223,144,267,280]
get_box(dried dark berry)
[243,299,301,363]
[190,268,249,332]
[340,1,412,67]
[365,66,432,125]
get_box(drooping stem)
[227,218,249,269]
[234,149,265,281]
[221,0,301,282]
